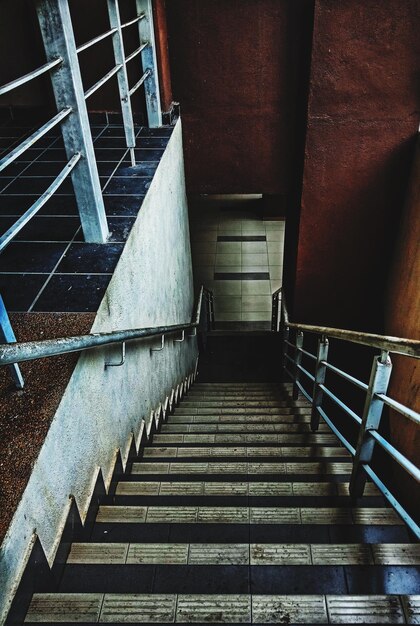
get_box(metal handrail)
[0,286,213,366]
[0,58,62,96]
[274,287,420,539]
[274,288,420,358]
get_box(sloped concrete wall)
[0,119,197,623]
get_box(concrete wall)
[0,120,198,623]
[384,136,420,519]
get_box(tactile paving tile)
[197,507,249,523]
[402,595,420,624]
[67,543,128,564]
[176,594,251,623]
[252,595,328,624]
[115,482,160,495]
[326,595,405,624]
[159,482,204,495]
[372,544,420,565]
[96,506,147,523]
[250,508,301,524]
[311,544,373,565]
[286,462,352,474]
[292,482,338,496]
[132,462,170,474]
[126,543,188,564]
[146,507,198,523]
[352,508,403,525]
[300,508,353,525]
[248,462,287,473]
[248,482,293,495]
[204,482,248,495]
[188,544,249,565]
[100,593,177,622]
[251,544,311,565]
[25,593,103,623]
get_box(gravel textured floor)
[0,312,95,543]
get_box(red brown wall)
[289,0,420,332]
[384,138,420,515]
[166,0,313,195]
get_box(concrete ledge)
[0,119,198,624]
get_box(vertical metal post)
[0,295,24,389]
[136,0,162,127]
[349,351,392,498]
[272,292,280,331]
[107,0,137,166]
[293,331,304,400]
[310,336,329,432]
[280,302,289,373]
[36,0,109,242]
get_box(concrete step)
[142,446,351,459]
[25,592,418,624]
[95,505,403,525]
[65,542,420,565]
[153,434,338,444]
[131,461,354,475]
[114,481,381,498]
[175,407,312,414]
[161,423,330,433]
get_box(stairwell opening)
[189,194,285,332]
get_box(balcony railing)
[272,288,420,539]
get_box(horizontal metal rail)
[285,340,317,362]
[125,42,148,64]
[84,64,122,100]
[369,430,420,482]
[319,383,362,425]
[296,362,315,383]
[0,154,81,252]
[375,393,420,425]
[318,407,356,455]
[0,108,72,174]
[76,28,118,53]
[0,286,210,366]
[295,380,312,403]
[363,464,420,540]
[279,291,420,358]
[121,13,145,29]
[0,58,62,96]
[321,360,369,391]
[129,69,151,96]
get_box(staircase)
[23,382,419,624]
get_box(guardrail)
[272,288,420,539]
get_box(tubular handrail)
[0,58,63,96]
[0,286,213,366]
[274,288,420,358]
[274,287,420,539]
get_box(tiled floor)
[189,196,284,330]
[0,117,173,312]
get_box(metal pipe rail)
[0,58,63,96]
[273,287,420,539]
[0,286,213,366]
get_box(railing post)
[311,335,329,432]
[349,350,393,498]
[271,292,280,331]
[293,331,304,400]
[135,0,162,127]
[0,295,24,389]
[36,0,109,242]
[107,0,137,166]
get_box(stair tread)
[66,542,420,565]
[25,593,419,623]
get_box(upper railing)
[272,288,420,539]
[0,0,161,248]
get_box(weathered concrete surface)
[385,137,420,519]
[0,119,198,624]
[289,0,420,331]
[166,0,313,194]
